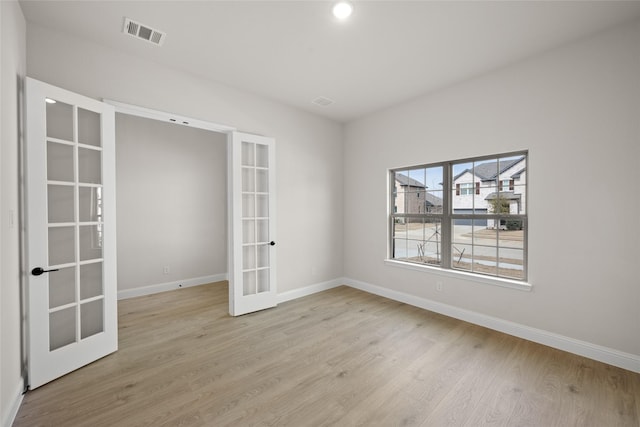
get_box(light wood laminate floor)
[14,282,640,426]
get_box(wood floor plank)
[13,282,640,426]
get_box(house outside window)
[390,152,527,281]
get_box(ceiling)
[19,1,640,123]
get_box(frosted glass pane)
[243,271,256,296]
[49,227,75,265]
[78,148,101,184]
[257,245,269,268]
[242,220,255,244]
[241,142,255,166]
[47,142,74,182]
[79,187,103,222]
[256,169,268,193]
[256,144,268,168]
[242,194,255,218]
[80,225,103,261]
[49,266,76,309]
[50,307,76,351]
[80,263,102,300]
[78,108,101,147]
[243,245,256,269]
[257,219,269,243]
[48,185,74,223]
[242,167,255,192]
[257,269,270,293]
[256,195,268,218]
[81,299,103,339]
[46,100,73,141]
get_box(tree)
[488,196,510,214]
[488,196,522,230]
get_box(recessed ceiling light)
[333,1,353,20]
[45,98,56,104]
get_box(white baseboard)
[117,274,228,300]
[2,380,24,427]
[343,277,640,374]
[277,278,344,304]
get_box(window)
[389,152,527,281]
[458,183,474,195]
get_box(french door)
[228,132,277,316]
[25,78,117,389]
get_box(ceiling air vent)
[312,96,335,107]
[123,18,166,46]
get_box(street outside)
[393,222,524,279]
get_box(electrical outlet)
[163,266,170,274]
[436,281,443,292]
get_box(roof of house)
[485,191,521,201]
[424,192,443,207]
[453,156,525,182]
[395,173,426,188]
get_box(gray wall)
[0,1,26,425]
[115,114,227,292]
[344,20,640,357]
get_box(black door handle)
[31,267,59,276]
[269,241,276,246]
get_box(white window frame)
[387,151,529,289]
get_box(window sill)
[383,259,532,292]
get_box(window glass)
[390,152,527,281]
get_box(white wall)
[115,114,227,291]
[344,20,640,358]
[1,1,26,426]
[26,23,345,295]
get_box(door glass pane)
[256,195,268,218]
[46,100,73,141]
[50,307,76,351]
[242,142,255,166]
[78,148,101,184]
[257,245,269,268]
[243,245,256,269]
[49,266,76,309]
[79,187,103,222]
[81,300,103,339]
[78,108,101,147]
[256,144,268,168]
[242,167,255,192]
[48,185,74,223]
[47,142,74,182]
[242,220,255,244]
[80,225,103,261]
[256,169,268,193]
[242,194,255,218]
[256,219,269,243]
[257,269,269,293]
[243,270,256,295]
[49,226,75,265]
[80,263,103,300]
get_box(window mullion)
[441,163,452,269]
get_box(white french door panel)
[25,78,117,388]
[228,132,277,316]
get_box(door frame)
[103,100,276,316]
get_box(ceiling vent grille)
[123,18,166,46]
[312,96,335,107]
